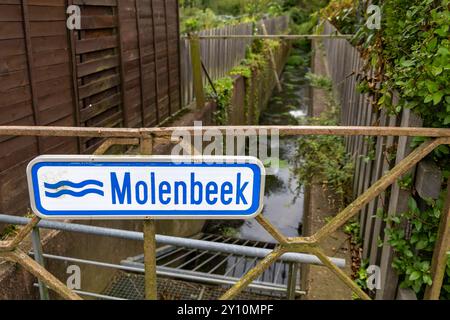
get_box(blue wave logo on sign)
[44,180,104,198]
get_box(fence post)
[424,177,450,300]
[377,107,423,300]
[189,34,206,110]
[260,22,282,93]
[140,137,158,300]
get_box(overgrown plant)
[207,77,234,125]
[384,194,450,299]
[208,38,282,125]
[294,73,354,207]
[326,0,450,299]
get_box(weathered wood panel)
[0,0,181,218]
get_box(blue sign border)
[28,157,264,219]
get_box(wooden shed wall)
[0,0,181,216]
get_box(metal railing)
[0,125,449,300]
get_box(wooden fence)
[0,0,181,217]
[321,21,444,299]
[180,15,290,107]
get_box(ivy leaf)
[415,220,423,232]
[426,81,439,93]
[435,25,449,37]
[409,271,421,281]
[391,216,401,224]
[420,261,430,271]
[444,115,450,125]
[408,197,419,213]
[431,66,443,76]
[424,95,433,104]
[423,274,433,286]
[416,239,428,250]
[400,59,415,67]
[406,249,415,257]
[437,145,450,155]
[427,37,438,51]
[433,92,444,105]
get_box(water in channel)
[238,45,311,243]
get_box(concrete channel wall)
[228,41,291,125]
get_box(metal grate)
[103,272,277,300]
[120,233,300,297]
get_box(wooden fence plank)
[377,107,423,300]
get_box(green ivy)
[207,77,234,125]
[384,194,450,299]
[344,221,362,245]
[326,0,450,300]
[294,74,354,207]
[305,72,333,90]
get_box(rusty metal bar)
[219,247,286,300]
[143,220,157,300]
[4,249,82,300]
[255,215,288,244]
[311,138,446,242]
[424,177,450,300]
[93,138,140,155]
[0,215,81,300]
[309,246,371,300]
[1,125,450,139]
[286,262,299,300]
[189,34,206,110]
[6,216,40,250]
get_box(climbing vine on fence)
[294,73,354,208]
[207,77,234,125]
[323,0,450,299]
[207,38,280,125]
[384,193,450,299]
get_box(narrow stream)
[104,45,315,299]
[238,45,311,243]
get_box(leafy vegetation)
[180,0,285,33]
[294,73,354,208]
[305,72,332,90]
[207,77,234,125]
[207,37,282,124]
[0,225,18,241]
[325,0,450,299]
[382,194,450,299]
[180,0,331,33]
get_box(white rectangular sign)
[27,156,265,220]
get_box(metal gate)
[0,125,449,300]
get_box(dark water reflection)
[238,47,311,243]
